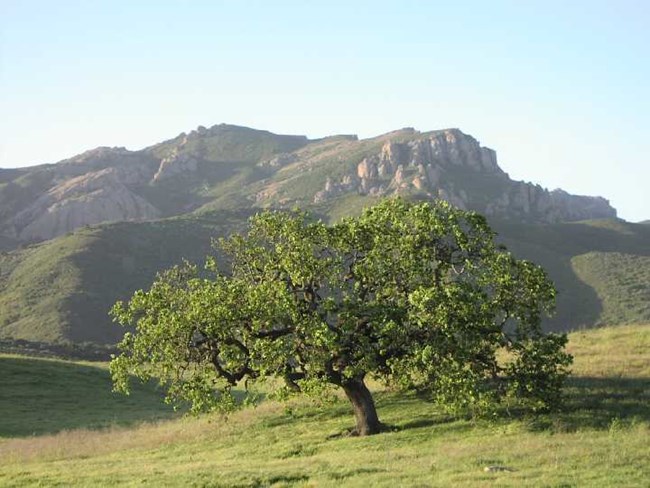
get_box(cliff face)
[0,125,617,245]
[311,129,616,223]
[0,124,309,242]
[12,167,161,242]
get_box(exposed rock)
[425,130,500,171]
[357,158,378,179]
[393,165,405,185]
[342,174,357,186]
[313,190,328,204]
[412,176,425,190]
[313,174,360,203]
[258,153,298,168]
[312,128,614,223]
[153,149,199,182]
[377,160,392,177]
[380,142,407,167]
[549,189,616,221]
[61,146,131,166]
[409,140,432,166]
[56,147,154,180]
[12,168,160,241]
[1,124,620,246]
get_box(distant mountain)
[0,124,645,345]
[0,124,615,245]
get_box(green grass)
[0,355,177,437]
[494,218,650,330]
[0,212,248,344]
[0,324,648,486]
[0,233,86,343]
[572,252,650,326]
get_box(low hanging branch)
[110,198,572,436]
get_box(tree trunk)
[341,378,382,436]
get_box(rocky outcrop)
[482,184,616,222]
[0,124,619,245]
[0,124,316,244]
[548,190,616,221]
[313,129,505,205]
[258,153,298,168]
[56,147,157,181]
[312,129,616,223]
[11,168,160,241]
[313,174,368,203]
[153,146,198,182]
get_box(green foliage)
[111,199,572,425]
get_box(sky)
[1,0,648,221]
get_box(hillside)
[0,124,616,246]
[0,324,648,486]
[492,218,650,331]
[0,210,648,345]
[0,354,176,437]
[0,123,647,345]
[0,210,252,344]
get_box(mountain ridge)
[1,123,646,346]
[0,124,617,246]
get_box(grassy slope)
[492,218,650,331]
[1,209,649,345]
[0,325,648,487]
[0,234,86,342]
[0,210,252,344]
[0,355,177,438]
[571,252,650,326]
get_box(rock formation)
[11,168,160,241]
[311,129,616,223]
[0,124,618,246]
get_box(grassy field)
[0,355,177,438]
[0,324,648,486]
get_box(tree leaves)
[110,198,572,417]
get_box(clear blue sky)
[1,0,648,221]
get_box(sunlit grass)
[0,325,648,487]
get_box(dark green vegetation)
[111,200,571,435]
[0,325,647,486]
[0,354,176,437]
[0,124,647,346]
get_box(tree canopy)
[110,198,572,435]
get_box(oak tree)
[110,199,571,435]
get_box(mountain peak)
[0,124,618,245]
